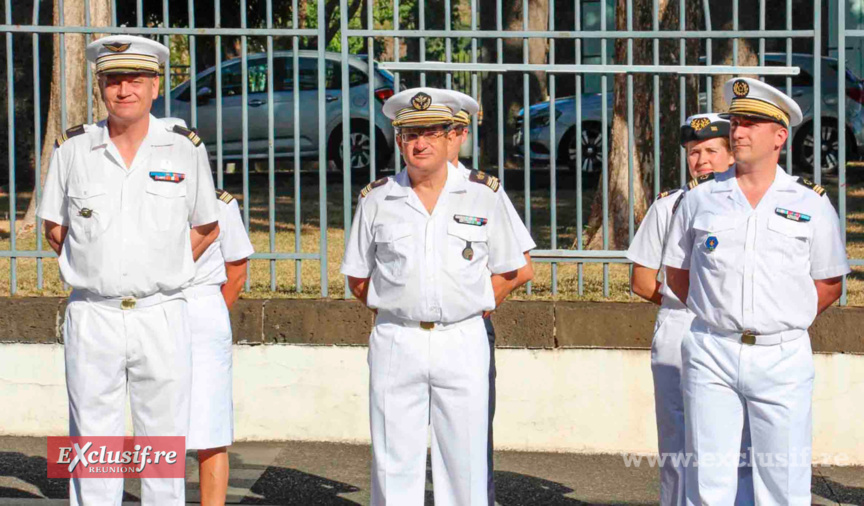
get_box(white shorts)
[186,288,234,450]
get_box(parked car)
[153,51,396,174]
[514,53,864,174]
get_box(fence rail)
[0,0,860,304]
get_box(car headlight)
[531,109,562,129]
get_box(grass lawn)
[2,166,863,305]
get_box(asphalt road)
[0,437,861,505]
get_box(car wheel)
[329,122,391,179]
[793,119,854,175]
[560,125,605,173]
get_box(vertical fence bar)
[419,0,426,87]
[471,0,478,171]
[241,0,250,292]
[84,0,92,123]
[575,0,583,295]
[267,0,276,291]
[839,0,847,306]
[136,0,142,27]
[626,0,634,296]
[60,0,68,293]
[393,0,401,173]
[601,0,609,297]
[703,0,712,112]
[496,0,503,183]
[548,0,556,294]
[813,0,822,185]
[732,0,738,66]
[522,0,531,295]
[6,0,16,294]
[318,0,329,296]
[678,0,685,186]
[164,0,172,118]
[293,0,302,291]
[33,0,43,290]
[759,0,765,69]
[341,0,352,299]
[785,0,792,173]
[367,0,375,184]
[445,0,451,89]
[188,0,197,129]
[215,0,223,187]
[652,0,659,197]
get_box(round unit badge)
[705,236,718,252]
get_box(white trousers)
[652,307,754,506]
[186,290,234,450]
[369,314,490,506]
[64,295,192,506]
[682,319,814,506]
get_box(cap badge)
[690,117,711,131]
[411,92,432,111]
[103,41,131,53]
[732,80,750,98]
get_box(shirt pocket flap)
[768,214,812,239]
[146,178,187,198]
[374,223,414,243]
[447,221,488,242]
[693,213,738,233]
[67,182,107,199]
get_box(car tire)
[793,118,856,175]
[328,121,392,180]
[559,124,606,173]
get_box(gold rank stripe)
[728,98,789,126]
[454,110,471,125]
[393,105,455,127]
[95,54,160,74]
[217,190,235,204]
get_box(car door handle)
[326,95,339,103]
[249,99,267,107]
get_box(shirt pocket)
[447,221,489,279]
[67,182,111,240]
[373,223,414,284]
[766,214,812,273]
[692,213,740,271]
[145,178,188,232]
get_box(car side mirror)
[196,86,213,105]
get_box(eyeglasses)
[398,128,452,143]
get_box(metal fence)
[0,0,860,303]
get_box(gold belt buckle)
[741,330,757,346]
[120,297,137,310]
[420,321,435,330]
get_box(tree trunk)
[582,0,701,250]
[18,0,112,235]
[709,27,759,112]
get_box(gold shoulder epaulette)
[687,172,715,190]
[172,125,202,147]
[656,188,682,200]
[360,177,389,198]
[468,170,500,192]
[796,177,826,196]
[216,188,235,204]
[54,124,86,148]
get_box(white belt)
[376,312,482,332]
[182,284,223,300]
[701,325,806,346]
[70,289,185,310]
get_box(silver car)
[515,54,864,174]
[153,51,396,174]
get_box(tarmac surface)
[0,436,861,504]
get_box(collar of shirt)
[91,114,176,172]
[711,164,799,210]
[386,162,468,216]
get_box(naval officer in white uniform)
[37,35,220,505]
[185,187,253,505]
[628,113,754,505]
[341,88,531,506]
[445,89,535,506]
[664,77,850,505]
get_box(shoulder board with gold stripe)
[54,124,87,148]
[796,177,826,196]
[360,176,390,198]
[215,188,235,204]
[656,188,682,200]
[687,172,715,190]
[468,170,500,192]
[172,125,202,147]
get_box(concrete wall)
[1,298,863,464]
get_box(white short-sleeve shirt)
[190,193,255,287]
[626,188,687,310]
[340,163,528,323]
[457,162,536,254]
[663,165,850,334]
[36,115,221,298]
